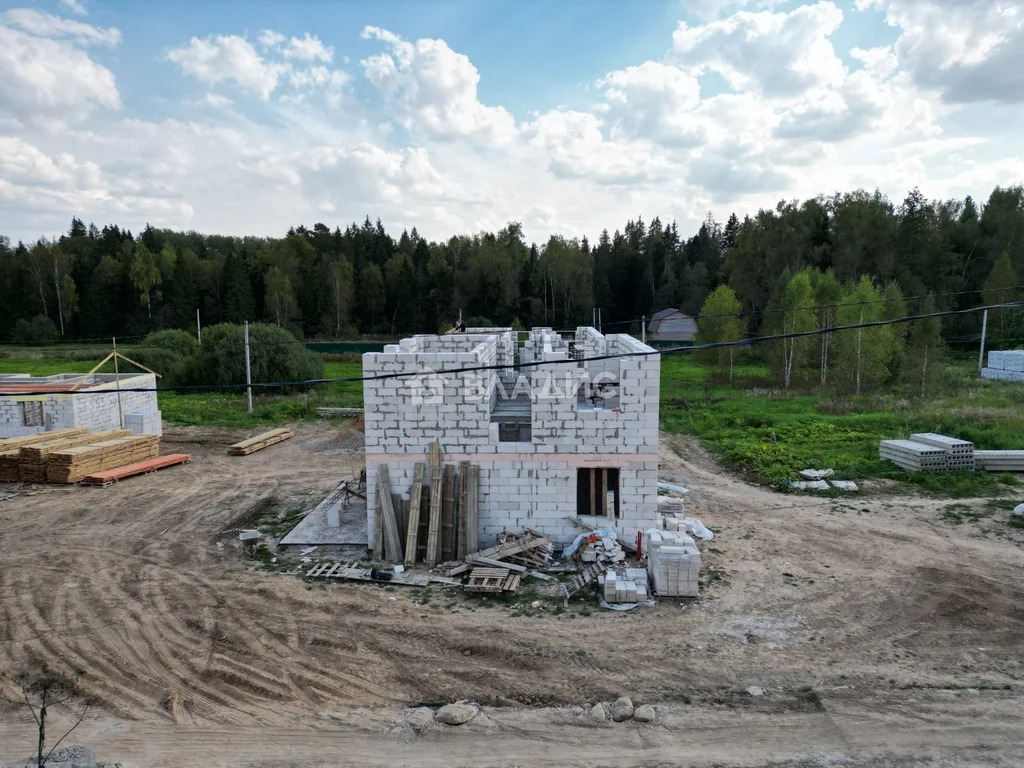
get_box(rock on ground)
[633,704,657,723]
[407,707,435,731]
[435,701,478,726]
[610,696,634,722]
[589,702,609,722]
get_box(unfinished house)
[0,373,160,438]
[362,326,659,551]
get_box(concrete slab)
[281,497,369,547]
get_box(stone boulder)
[609,696,634,722]
[633,704,657,723]
[435,701,478,726]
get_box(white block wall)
[0,373,159,437]
[362,328,660,549]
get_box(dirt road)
[2,425,1023,766]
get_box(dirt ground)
[1,423,1023,767]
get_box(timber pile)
[46,435,159,483]
[0,428,89,451]
[15,429,131,482]
[0,428,112,482]
[228,428,293,456]
[496,529,555,569]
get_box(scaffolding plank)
[425,442,443,567]
[404,462,425,565]
[376,464,403,563]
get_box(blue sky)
[0,0,1022,244]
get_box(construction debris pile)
[878,432,1024,472]
[579,534,626,564]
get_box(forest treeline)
[1,185,1023,353]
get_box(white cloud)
[59,0,87,16]
[258,29,285,49]
[863,0,1024,103]
[672,1,845,96]
[0,136,102,188]
[524,109,658,184]
[596,61,701,145]
[360,26,516,144]
[282,33,333,63]
[168,34,285,100]
[0,23,120,123]
[1,8,118,45]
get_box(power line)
[8,300,1020,397]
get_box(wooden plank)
[376,464,403,563]
[590,468,597,516]
[0,428,89,450]
[441,465,456,561]
[373,485,384,560]
[314,407,364,417]
[394,494,406,547]
[425,441,443,567]
[464,464,479,556]
[601,469,608,517]
[417,485,429,563]
[468,555,527,572]
[404,462,425,565]
[457,460,469,559]
[227,428,293,455]
[80,454,190,486]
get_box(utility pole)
[598,308,602,334]
[196,308,202,343]
[979,309,989,372]
[592,308,596,329]
[244,321,253,413]
[112,336,123,428]
[642,315,646,344]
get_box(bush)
[131,329,199,386]
[12,315,59,344]
[182,323,323,388]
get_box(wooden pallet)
[564,563,603,597]
[465,567,512,593]
[80,454,191,487]
[227,428,293,456]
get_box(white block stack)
[646,529,700,597]
[981,350,1024,382]
[602,567,649,603]
[124,410,163,437]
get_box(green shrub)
[182,323,323,388]
[12,315,59,344]
[131,329,199,385]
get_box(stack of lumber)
[227,428,293,456]
[46,435,159,484]
[0,429,90,481]
[16,429,131,482]
[80,453,191,487]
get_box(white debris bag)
[682,517,713,541]
[561,527,616,559]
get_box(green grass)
[659,355,1024,496]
